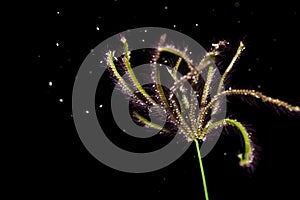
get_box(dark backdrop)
[21,1,300,199]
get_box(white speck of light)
[56,42,59,47]
[100,60,103,64]
[248,68,252,72]
[173,24,176,28]
[85,110,90,114]
[57,11,60,15]
[189,51,192,55]
[164,60,168,63]
[144,29,147,33]
[257,85,261,89]
[89,70,93,74]
[96,26,100,31]
[164,6,168,10]
[141,39,145,42]
[59,98,63,103]
[99,104,103,108]
[49,81,53,86]
[195,23,199,27]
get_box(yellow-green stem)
[194,139,209,200]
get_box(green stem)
[194,139,209,200]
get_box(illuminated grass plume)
[106,35,300,200]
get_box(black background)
[21,0,300,199]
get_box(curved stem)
[197,88,300,133]
[194,139,209,200]
[201,118,252,166]
[133,111,170,133]
[211,42,244,116]
[216,41,245,95]
[120,38,157,105]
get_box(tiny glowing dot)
[144,29,147,33]
[99,104,103,108]
[224,152,227,156]
[89,70,93,74]
[100,60,103,64]
[189,51,192,55]
[96,26,100,31]
[141,39,145,42]
[59,98,63,103]
[49,81,52,86]
[85,110,90,114]
[195,23,198,27]
[57,11,60,15]
[56,42,59,47]
[248,68,252,72]
[164,60,168,63]
[257,85,261,88]
[173,24,176,28]
[164,6,168,10]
